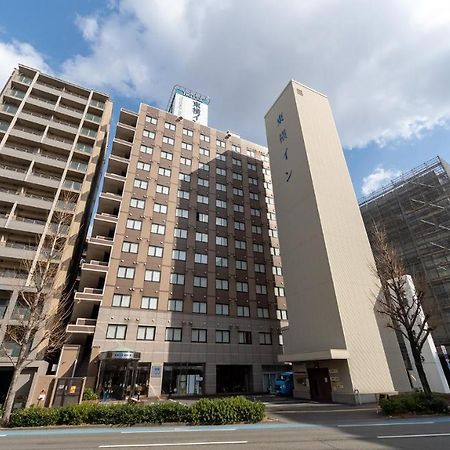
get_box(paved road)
[1,400,450,449]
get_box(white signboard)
[168,86,210,126]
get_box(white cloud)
[0,40,50,88]
[361,166,402,196]
[55,0,450,148]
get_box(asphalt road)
[1,400,450,449]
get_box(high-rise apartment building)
[0,65,112,406]
[62,97,287,398]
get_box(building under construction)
[359,156,450,351]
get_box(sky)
[1,0,450,199]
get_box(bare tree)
[371,226,434,395]
[1,198,75,425]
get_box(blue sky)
[1,0,450,198]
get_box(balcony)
[74,288,103,303]
[88,235,114,246]
[0,269,28,287]
[66,318,97,334]
[0,164,28,182]
[90,99,105,110]
[1,103,18,115]
[5,89,26,100]
[63,179,82,192]
[57,103,83,120]
[80,127,97,140]
[44,133,73,151]
[28,172,60,189]
[8,216,46,234]
[0,241,37,260]
[81,259,109,272]
[27,94,56,111]
[9,125,43,142]
[0,187,54,211]
[100,191,122,202]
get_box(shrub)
[57,403,93,425]
[379,392,449,416]
[9,406,59,427]
[82,388,99,402]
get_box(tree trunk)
[411,346,432,395]
[1,364,23,426]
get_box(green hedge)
[379,392,449,416]
[8,396,264,428]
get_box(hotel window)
[200,147,210,156]
[216,199,227,208]
[216,304,229,316]
[216,236,228,246]
[269,229,278,238]
[172,249,187,261]
[182,128,193,137]
[168,299,183,312]
[156,184,170,194]
[180,156,192,166]
[234,221,245,231]
[257,307,269,319]
[236,260,247,270]
[193,301,207,314]
[216,279,229,290]
[134,179,148,189]
[143,130,155,139]
[236,283,249,293]
[148,245,164,257]
[253,243,264,253]
[274,287,285,297]
[164,122,175,131]
[267,212,277,221]
[179,173,191,182]
[176,208,189,218]
[273,266,283,276]
[198,178,209,187]
[197,213,208,223]
[216,217,227,227]
[216,167,226,176]
[140,144,152,154]
[130,198,145,209]
[216,182,226,191]
[232,144,241,153]
[145,116,157,125]
[196,232,208,243]
[170,273,185,285]
[235,240,246,250]
[251,208,261,217]
[194,276,207,288]
[216,256,228,267]
[200,133,210,142]
[141,296,158,310]
[259,332,272,345]
[112,294,131,308]
[158,167,171,177]
[197,194,208,204]
[191,328,207,343]
[161,150,173,160]
[234,204,244,213]
[256,284,268,295]
[254,263,265,273]
[266,197,274,204]
[174,228,188,239]
[237,305,250,317]
[247,149,256,157]
[250,192,259,201]
[162,136,174,145]
[137,326,156,341]
[145,270,161,282]
[271,247,281,256]
[216,139,226,148]
[239,331,252,344]
[165,327,182,342]
[232,172,243,181]
[181,142,192,151]
[264,181,273,190]
[248,163,256,171]
[151,224,165,235]
[252,225,262,235]
[249,177,258,186]
[199,162,209,171]
[233,188,243,196]
[137,161,150,172]
[216,330,230,343]
[106,324,127,339]
[122,242,139,253]
[279,334,284,345]
[277,309,288,320]
[178,190,190,199]
[117,267,135,279]
[153,203,168,214]
[195,253,208,264]
[232,157,242,166]
[126,219,142,230]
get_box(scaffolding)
[359,156,450,348]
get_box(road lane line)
[99,441,248,448]
[0,435,6,437]
[273,408,375,413]
[378,432,450,439]
[339,421,435,427]
[121,428,237,434]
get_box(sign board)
[151,365,162,378]
[167,85,210,126]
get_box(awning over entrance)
[278,349,350,363]
[99,347,141,361]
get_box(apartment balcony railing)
[16,74,33,85]
[0,121,9,132]
[90,99,105,109]
[28,94,56,106]
[7,89,26,99]
[0,164,28,174]
[80,127,97,138]
[85,113,101,124]
[75,142,93,155]
[63,180,82,191]
[0,269,28,279]
[1,103,18,114]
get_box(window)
[216,153,226,162]
[117,267,135,279]
[237,305,250,317]
[197,194,208,204]
[181,142,193,151]
[216,199,227,208]
[156,184,170,194]
[272,266,282,276]
[158,167,171,177]
[271,247,281,256]
[162,136,174,145]
[216,256,228,267]
[164,122,175,131]
[197,213,208,223]
[137,161,151,172]
[180,156,192,166]
[252,225,262,235]
[236,282,249,293]
[253,244,263,253]
[216,217,227,227]
[196,232,208,243]
[254,263,265,273]
[257,307,269,319]
[247,149,255,157]
[141,296,158,310]
[137,326,155,341]
[148,245,163,257]
[178,190,190,199]
[266,196,274,204]
[248,163,256,171]
[232,144,241,153]
[191,328,207,342]
[232,172,243,181]
[235,240,246,250]
[233,188,243,196]
[216,182,226,192]
[145,270,161,282]
[236,260,247,270]
[154,203,168,214]
[234,204,244,213]
[198,178,209,187]
[274,286,285,297]
[216,330,230,343]
[200,133,210,142]
[267,212,276,221]
[216,304,229,316]
[176,208,188,218]
[195,253,208,264]
[161,150,173,160]
[134,179,148,189]
[234,221,245,231]
[259,332,272,345]
[264,181,273,190]
[269,229,278,238]
[199,147,210,156]
[216,279,229,290]
[279,334,284,346]
[168,299,183,312]
[216,236,228,246]
[146,116,157,125]
[130,198,145,209]
[174,228,188,239]
[143,130,155,139]
[216,139,226,148]
[239,331,252,344]
[172,249,187,261]
[232,157,242,166]
[256,284,267,295]
[194,276,207,288]
[216,167,226,177]
[126,219,142,230]
[112,294,131,308]
[250,192,259,201]
[170,273,185,285]
[249,177,258,186]
[106,324,127,339]
[276,309,288,320]
[183,128,193,137]
[199,162,209,171]
[140,144,153,154]
[193,301,207,314]
[122,242,139,253]
[165,327,182,341]
[151,223,165,235]
[179,173,191,182]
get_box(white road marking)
[273,408,375,413]
[121,428,237,434]
[339,421,435,428]
[378,432,450,439]
[99,441,248,448]
[0,435,6,437]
